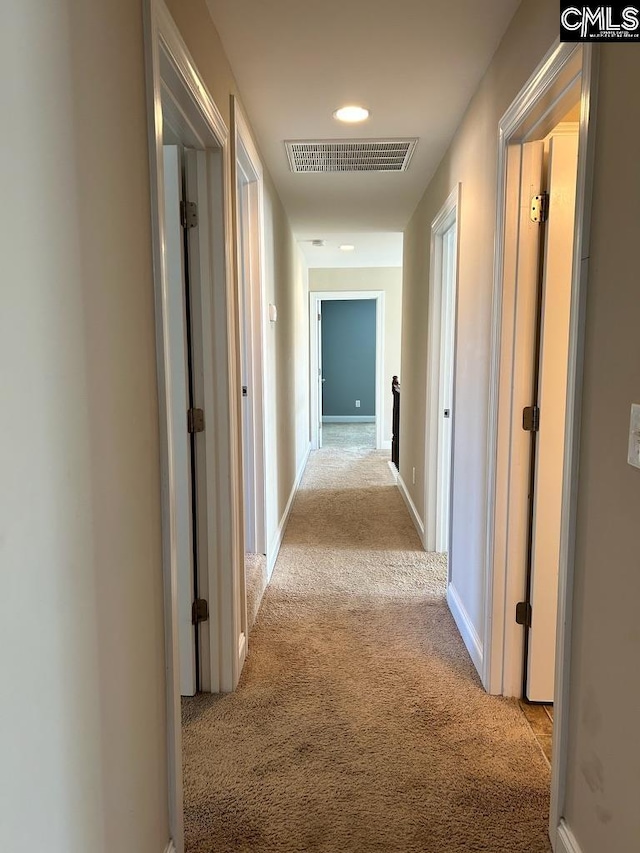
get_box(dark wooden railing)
[391,375,400,469]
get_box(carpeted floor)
[321,421,376,450]
[182,448,552,852]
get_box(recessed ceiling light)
[333,105,370,123]
[339,244,355,251]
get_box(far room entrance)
[310,290,385,451]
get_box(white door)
[237,180,256,553]
[436,222,457,552]
[163,145,197,697]
[526,133,579,702]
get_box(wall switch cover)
[355,400,360,408]
[628,404,640,469]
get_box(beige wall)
[309,267,403,442]
[0,2,168,850]
[563,47,640,852]
[401,0,558,644]
[0,1,306,850]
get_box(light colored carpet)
[245,552,268,632]
[183,448,552,852]
[321,421,376,450]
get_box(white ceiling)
[206,0,521,261]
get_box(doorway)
[482,40,597,845]
[425,185,460,555]
[234,99,268,629]
[145,2,248,849]
[309,291,385,451]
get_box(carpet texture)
[183,448,552,852]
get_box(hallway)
[182,447,551,852]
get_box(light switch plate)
[627,404,640,469]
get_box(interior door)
[163,145,197,697]
[237,179,256,552]
[526,132,579,702]
[436,222,457,552]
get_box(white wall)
[309,267,402,444]
[0,2,169,851]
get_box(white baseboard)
[267,442,311,576]
[556,820,583,853]
[447,582,483,678]
[322,415,375,422]
[397,473,426,546]
[164,842,176,853]
[387,460,398,482]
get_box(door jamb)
[144,2,246,849]
[424,183,461,554]
[482,39,598,844]
[309,290,385,450]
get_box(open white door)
[435,222,457,552]
[163,145,197,697]
[526,133,579,702]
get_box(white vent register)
[285,139,417,173]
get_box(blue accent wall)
[321,299,376,417]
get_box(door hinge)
[187,407,205,434]
[242,385,248,397]
[522,405,540,432]
[530,192,549,223]
[180,200,198,229]
[192,598,209,625]
[516,600,532,628]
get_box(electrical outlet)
[412,466,416,485]
[355,400,360,408]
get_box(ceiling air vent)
[285,139,417,173]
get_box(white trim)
[447,582,483,677]
[164,842,177,853]
[556,820,583,853]
[387,460,399,482]
[425,183,461,553]
[144,2,244,849]
[322,415,376,423]
[397,474,426,546]
[480,37,598,842]
[309,290,385,451]
[267,443,311,576]
[382,439,392,450]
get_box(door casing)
[309,290,385,451]
[482,39,599,844]
[144,2,247,850]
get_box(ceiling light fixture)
[339,244,355,251]
[333,105,370,123]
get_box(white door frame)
[309,290,385,450]
[425,184,461,554]
[482,40,598,845]
[144,2,246,849]
[232,97,267,564]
